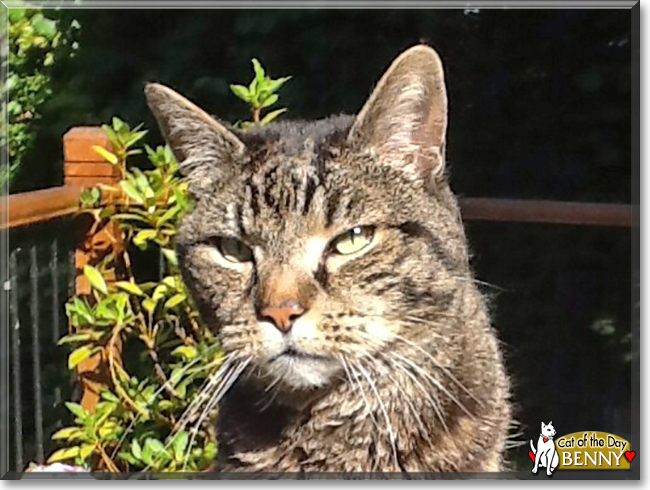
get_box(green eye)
[331,226,375,255]
[216,237,253,263]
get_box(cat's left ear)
[348,45,447,182]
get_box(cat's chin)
[263,352,340,391]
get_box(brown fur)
[146,45,511,474]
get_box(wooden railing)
[0,126,638,414]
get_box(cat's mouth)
[269,346,329,362]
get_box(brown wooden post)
[64,127,122,413]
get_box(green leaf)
[131,439,142,460]
[112,117,124,131]
[260,93,279,109]
[251,58,265,83]
[229,84,250,102]
[120,181,145,204]
[8,9,26,22]
[133,229,157,249]
[95,298,117,321]
[203,441,217,460]
[162,248,178,267]
[65,402,87,420]
[157,205,180,226]
[164,294,186,309]
[161,276,178,289]
[171,345,197,361]
[101,391,119,403]
[32,16,57,40]
[172,432,189,460]
[144,438,165,456]
[51,427,84,440]
[118,451,139,465]
[264,76,292,94]
[68,345,93,369]
[152,284,169,301]
[83,265,108,294]
[79,444,95,460]
[260,108,287,126]
[92,145,119,164]
[58,333,99,344]
[142,298,158,313]
[114,281,144,296]
[47,446,80,463]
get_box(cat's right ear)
[348,45,448,184]
[144,83,246,179]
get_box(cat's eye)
[330,226,375,255]
[214,237,253,263]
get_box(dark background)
[11,8,634,469]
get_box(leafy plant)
[49,59,290,472]
[1,4,80,191]
[51,117,219,471]
[230,58,291,129]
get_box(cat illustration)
[530,421,559,476]
[145,45,511,473]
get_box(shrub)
[47,60,289,472]
[1,4,80,192]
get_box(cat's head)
[541,422,557,437]
[145,45,470,395]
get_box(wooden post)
[64,127,122,413]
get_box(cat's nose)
[260,300,305,333]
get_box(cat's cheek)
[361,317,399,346]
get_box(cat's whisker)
[183,357,251,470]
[110,345,224,460]
[338,355,381,431]
[175,353,236,431]
[391,351,475,420]
[452,275,507,292]
[352,358,400,469]
[258,362,293,412]
[379,351,449,434]
[390,332,483,408]
[139,357,238,472]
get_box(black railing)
[6,220,77,471]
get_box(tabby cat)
[145,45,511,473]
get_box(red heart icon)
[528,450,535,462]
[625,451,636,463]
[543,438,548,443]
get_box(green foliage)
[1,4,80,191]
[54,117,222,471]
[230,58,291,129]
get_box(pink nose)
[260,300,305,333]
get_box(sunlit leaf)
[171,345,196,361]
[164,294,186,309]
[120,180,145,204]
[114,281,144,296]
[51,427,84,440]
[47,446,80,463]
[68,345,94,369]
[83,265,107,294]
[229,84,250,102]
[65,402,86,420]
[260,108,287,126]
[79,444,95,460]
[92,145,119,164]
